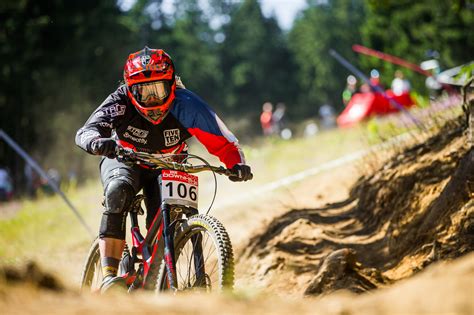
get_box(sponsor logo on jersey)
[164,129,180,146]
[123,132,147,145]
[126,126,149,138]
[95,104,126,118]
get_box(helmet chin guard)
[127,88,175,125]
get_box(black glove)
[91,138,117,159]
[229,164,253,182]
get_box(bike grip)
[226,168,253,180]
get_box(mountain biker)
[75,47,252,292]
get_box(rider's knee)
[104,180,134,214]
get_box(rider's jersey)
[75,85,245,168]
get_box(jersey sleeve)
[75,86,128,154]
[172,90,246,169]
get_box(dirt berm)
[238,113,473,298]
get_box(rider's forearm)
[75,127,103,154]
[189,127,245,168]
[76,86,129,155]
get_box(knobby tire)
[155,214,234,293]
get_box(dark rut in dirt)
[240,115,473,296]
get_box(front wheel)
[156,214,234,292]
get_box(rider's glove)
[91,138,117,159]
[229,164,252,182]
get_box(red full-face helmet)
[124,47,176,124]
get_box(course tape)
[0,129,94,237]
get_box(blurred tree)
[123,0,225,111]
[161,0,222,108]
[361,0,474,92]
[219,0,297,124]
[288,0,366,116]
[0,0,132,184]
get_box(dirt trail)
[238,114,473,299]
[1,113,473,314]
[1,251,473,314]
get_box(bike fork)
[191,233,206,287]
[161,203,178,290]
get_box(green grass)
[243,127,367,183]
[0,181,102,263]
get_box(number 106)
[164,182,197,201]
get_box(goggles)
[131,80,171,108]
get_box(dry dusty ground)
[238,122,473,299]
[1,252,472,315]
[1,114,473,314]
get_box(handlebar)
[115,146,236,177]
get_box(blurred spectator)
[24,162,40,199]
[0,167,13,201]
[272,102,287,135]
[370,69,381,88]
[421,59,442,92]
[304,121,319,137]
[391,70,411,96]
[360,83,371,93]
[342,75,358,106]
[260,102,274,136]
[319,104,336,129]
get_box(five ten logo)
[164,129,180,146]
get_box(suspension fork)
[191,233,206,287]
[185,207,206,288]
[161,203,178,290]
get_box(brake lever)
[115,146,138,165]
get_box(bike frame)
[125,171,202,291]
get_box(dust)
[0,262,64,292]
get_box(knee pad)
[104,180,135,214]
[99,212,127,240]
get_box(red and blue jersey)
[76,85,245,168]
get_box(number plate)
[160,170,198,208]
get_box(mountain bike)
[80,147,247,293]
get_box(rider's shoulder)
[105,84,133,107]
[116,84,130,100]
[174,89,210,112]
[175,89,201,103]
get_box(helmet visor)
[131,80,171,108]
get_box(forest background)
[1,0,473,188]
